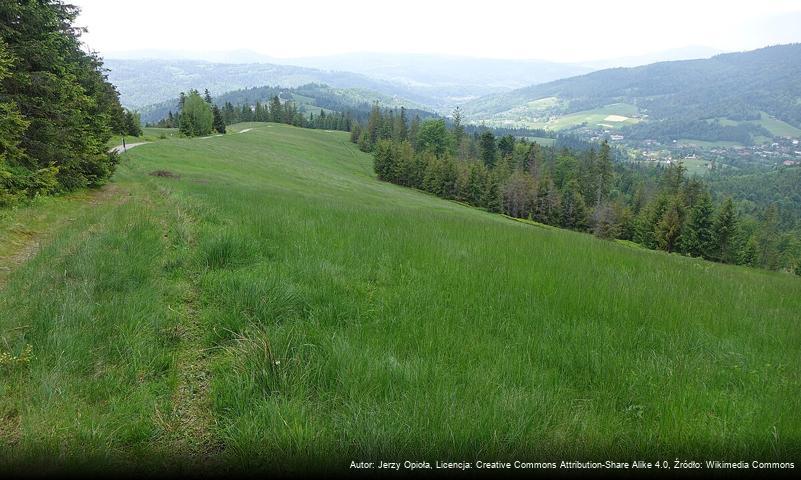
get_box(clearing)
[1,123,799,472]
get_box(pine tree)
[681,191,714,258]
[452,106,465,151]
[634,194,669,249]
[203,89,212,104]
[212,104,226,134]
[656,199,683,253]
[559,179,588,230]
[740,236,758,266]
[479,131,497,168]
[465,163,485,206]
[373,140,395,181]
[712,197,738,263]
[269,96,282,123]
[366,102,382,147]
[123,110,142,136]
[533,175,561,225]
[409,115,421,151]
[595,140,613,206]
[482,172,503,213]
[0,1,124,194]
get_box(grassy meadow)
[1,123,800,472]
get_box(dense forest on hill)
[354,106,801,273]
[0,0,127,207]
[707,167,801,230]
[140,83,429,124]
[464,44,801,143]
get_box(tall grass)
[1,123,799,472]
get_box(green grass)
[484,103,640,131]
[710,114,801,140]
[1,123,800,473]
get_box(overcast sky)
[72,0,801,62]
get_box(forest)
[464,44,801,143]
[353,105,801,274]
[0,1,136,207]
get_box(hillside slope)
[138,83,432,124]
[106,59,443,110]
[463,44,801,142]
[1,125,799,472]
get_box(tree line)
[151,92,354,134]
[1,0,130,207]
[356,106,801,275]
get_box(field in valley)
[1,123,799,473]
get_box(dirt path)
[109,142,149,154]
[154,191,221,462]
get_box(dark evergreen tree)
[212,104,226,134]
[479,131,497,168]
[712,197,739,263]
[681,191,715,258]
[560,179,588,230]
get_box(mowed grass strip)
[1,123,800,471]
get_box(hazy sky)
[73,0,801,61]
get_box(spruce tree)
[482,172,502,213]
[712,197,738,263]
[656,199,683,253]
[595,140,613,206]
[681,191,714,258]
[212,105,226,134]
[559,179,588,230]
[479,131,497,168]
[740,236,758,266]
[452,106,465,151]
[0,0,124,193]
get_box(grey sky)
[72,0,801,61]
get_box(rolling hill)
[105,53,595,112]
[463,44,801,144]
[138,83,433,124]
[1,124,799,472]
[105,59,445,110]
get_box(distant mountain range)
[461,44,801,144]
[105,59,432,110]
[105,47,725,111]
[105,55,589,111]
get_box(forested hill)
[463,44,801,143]
[106,59,441,110]
[139,84,429,124]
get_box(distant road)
[109,142,149,154]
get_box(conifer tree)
[681,191,714,258]
[656,199,683,253]
[409,114,421,152]
[560,179,588,230]
[712,197,739,263]
[479,131,497,168]
[212,104,226,134]
[533,175,561,225]
[595,140,613,206]
[452,106,465,151]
